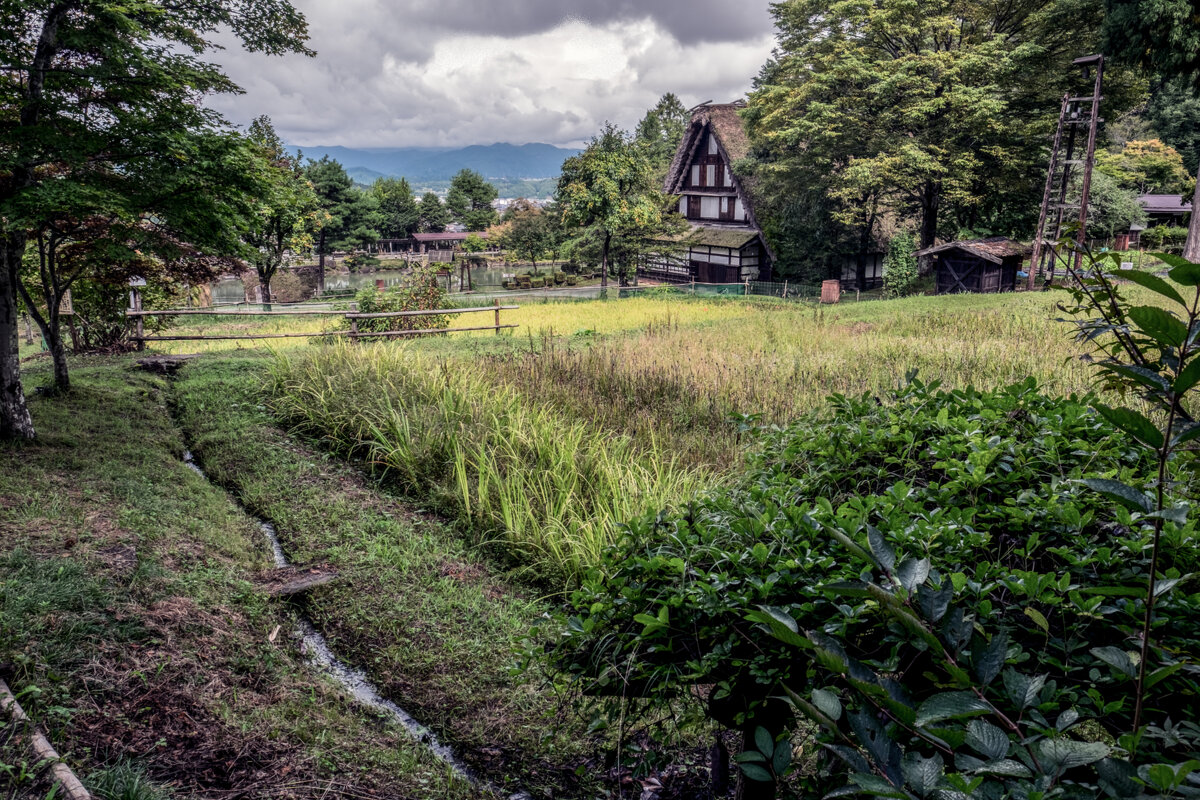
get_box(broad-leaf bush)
[546,377,1200,797]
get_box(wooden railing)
[125,299,518,345]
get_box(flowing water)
[181,450,533,796]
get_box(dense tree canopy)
[445,169,499,231]
[635,93,690,185]
[417,191,448,233]
[242,116,321,305]
[1104,0,1200,259]
[745,0,1137,277]
[371,177,420,239]
[0,0,311,438]
[305,156,380,285]
[557,124,684,290]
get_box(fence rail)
[125,298,518,346]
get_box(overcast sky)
[207,1,777,149]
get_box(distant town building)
[642,101,774,283]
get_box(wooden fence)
[124,298,518,346]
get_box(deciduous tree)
[557,124,673,292]
[244,116,321,306]
[0,1,311,437]
[1104,0,1200,259]
[746,0,1133,260]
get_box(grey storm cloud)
[206,0,777,148]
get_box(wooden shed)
[915,238,1030,295]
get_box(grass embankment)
[0,359,478,799]
[170,355,600,796]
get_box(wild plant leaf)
[1024,606,1050,633]
[915,692,991,726]
[1128,305,1189,348]
[1097,757,1142,799]
[1175,358,1200,394]
[868,526,896,573]
[1079,478,1154,513]
[1112,269,1186,306]
[1146,662,1185,689]
[901,752,944,797]
[1002,670,1046,709]
[918,580,953,624]
[812,688,843,721]
[1056,709,1080,732]
[772,739,792,778]
[754,726,774,757]
[1090,646,1136,677]
[897,557,931,591]
[1160,254,1200,282]
[1172,421,1200,447]
[1142,504,1190,525]
[975,759,1034,778]
[965,719,1009,761]
[1101,363,1170,393]
[738,762,773,783]
[848,773,906,798]
[1092,403,1164,449]
[973,629,1008,686]
[735,750,767,763]
[1035,739,1110,772]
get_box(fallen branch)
[0,678,92,800]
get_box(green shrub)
[351,263,454,336]
[530,277,545,289]
[882,231,920,298]
[545,377,1200,796]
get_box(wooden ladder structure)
[1027,54,1105,290]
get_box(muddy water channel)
[182,450,530,798]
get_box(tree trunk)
[48,324,69,392]
[0,235,35,440]
[1184,165,1200,263]
[23,314,34,345]
[600,232,610,296]
[918,182,941,274]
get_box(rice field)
[254,289,1119,582]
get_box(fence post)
[132,287,144,351]
[348,314,358,342]
[494,298,501,335]
[744,280,749,296]
[783,280,788,298]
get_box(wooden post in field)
[783,279,788,298]
[349,315,359,342]
[23,314,34,345]
[744,279,749,296]
[130,283,145,351]
[494,298,501,335]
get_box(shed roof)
[1139,194,1193,215]
[914,237,1031,264]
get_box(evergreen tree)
[418,192,449,233]
[445,169,499,231]
[635,93,690,185]
[306,157,380,289]
[371,177,420,239]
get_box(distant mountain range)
[287,142,580,195]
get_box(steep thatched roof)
[664,101,750,194]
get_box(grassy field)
[4,288,1129,796]
[259,290,1107,582]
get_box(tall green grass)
[267,342,705,583]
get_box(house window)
[700,196,719,218]
[708,135,719,155]
[690,165,700,187]
[735,199,745,220]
